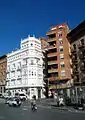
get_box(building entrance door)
[38,88,41,99]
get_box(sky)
[0,0,85,55]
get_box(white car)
[19,93,27,101]
[18,92,27,101]
[8,97,21,107]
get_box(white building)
[6,36,45,99]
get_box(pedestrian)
[54,92,57,102]
[31,95,37,110]
[59,96,64,106]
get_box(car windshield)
[7,97,13,101]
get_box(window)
[59,41,63,45]
[58,33,62,38]
[35,73,36,76]
[1,87,2,93]
[60,48,63,52]
[60,54,64,59]
[60,64,65,68]
[31,60,34,65]
[59,46,63,52]
[60,71,65,76]
[81,39,84,45]
[4,87,5,93]
[13,63,15,68]
[32,71,33,76]
[24,45,26,48]
[23,59,27,65]
[11,72,15,77]
[17,79,21,85]
[17,71,21,77]
[31,43,33,46]
[18,62,21,68]
[73,44,76,49]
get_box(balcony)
[78,43,85,49]
[72,56,78,63]
[22,64,27,67]
[74,80,80,85]
[6,77,10,81]
[17,75,21,79]
[48,45,56,50]
[46,29,56,36]
[81,73,85,83]
[48,76,58,81]
[72,59,78,64]
[48,68,58,73]
[73,69,79,75]
[73,75,80,84]
[79,54,85,60]
[49,83,68,89]
[71,48,77,54]
[48,52,57,57]
[11,68,16,72]
[48,60,57,65]
[11,77,16,80]
[48,38,56,42]
[17,66,21,71]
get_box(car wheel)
[18,104,21,107]
[8,104,11,107]
[22,98,26,101]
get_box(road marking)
[23,106,28,108]
[22,108,28,111]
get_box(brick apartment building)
[46,24,72,95]
[0,55,7,94]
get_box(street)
[0,99,85,120]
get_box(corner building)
[6,36,44,99]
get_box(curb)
[51,105,85,114]
[51,105,69,111]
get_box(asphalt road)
[0,99,85,120]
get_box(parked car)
[0,93,4,99]
[8,97,21,107]
[19,93,27,101]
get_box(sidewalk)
[0,98,5,103]
[36,98,85,113]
